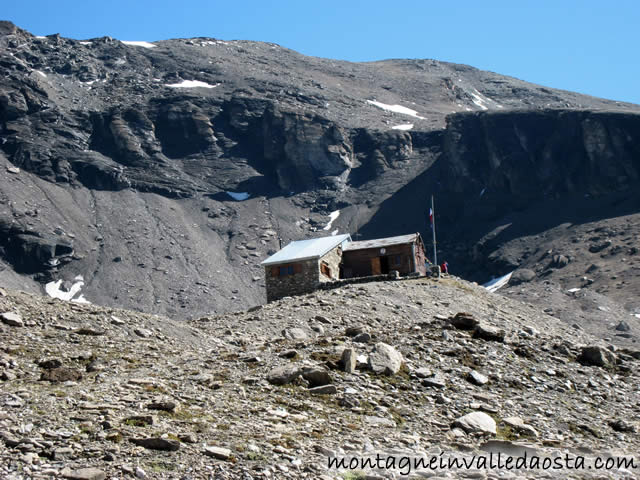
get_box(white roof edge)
[261,234,351,266]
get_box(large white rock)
[368,342,403,375]
[453,411,497,435]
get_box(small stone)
[368,342,403,375]
[341,348,357,374]
[468,370,489,386]
[422,373,446,388]
[315,315,331,324]
[6,166,20,174]
[1,312,23,327]
[615,321,631,332]
[413,367,432,378]
[131,437,180,451]
[282,327,308,341]
[345,325,366,337]
[135,467,146,479]
[61,467,106,480]
[204,446,232,460]
[179,433,197,443]
[278,349,298,359]
[147,401,176,412]
[453,411,497,435]
[308,384,337,395]
[353,332,371,343]
[74,328,105,336]
[134,328,153,338]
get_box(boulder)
[510,269,536,284]
[204,446,232,460]
[468,370,489,386]
[131,437,180,451]
[308,384,337,395]
[578,346,617,368]
[61,468,106,480]
[301,367,332,387]
[450,312,478,330]
[267,365,301,385]
[453,411,497,435]
[282,327,308,341]
[473,323,506,342]
[368,342,403,375]
[40,367,83,383]
[1,312,23,327]
[341,348,357,374]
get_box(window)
[321,262,332,278]
[279,265,294,276]
[395,255,402,266]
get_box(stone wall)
[264,258,318,302]
[264,245,345,301]
[318,246,342,282]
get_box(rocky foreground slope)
[1,20,639,334]
[1,277,638,479]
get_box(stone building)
[342,233,428,278]
[261,234,351,302]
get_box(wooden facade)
[342,233,427,279]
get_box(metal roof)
[261,234,352,266]
[343,233,420,251]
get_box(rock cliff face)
[0,21,639,335]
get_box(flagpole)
[431,195,438,266]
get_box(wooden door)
[371,257,381,275]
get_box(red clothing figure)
[441,261,448,274]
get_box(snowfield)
[165,80,219,89]
[121,41,156,49]
[323,210,340,231]
[483,272,513,293]
[226,191,250,201]
[392,124,414,131]
[366,100,425,119]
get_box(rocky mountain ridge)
[0,20,639,345]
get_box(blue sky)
[5,0,639,105]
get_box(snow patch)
[366,100,425,119]
[35,36,46,39]
[634,314,640,319]
[226,191,250,201]
[483,272,513,293]
[567,288,581,293]
[479,188,486,198]
[391,123,414,131]
[165,80,219,89]
[469,89,489,110]
[79,41,92,45]
[331,229,339,236]
[34,70,47,78]
[323,210,340,231]
[45,276,90,304]
[121,41,156,49]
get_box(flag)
[429,208,434,229]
